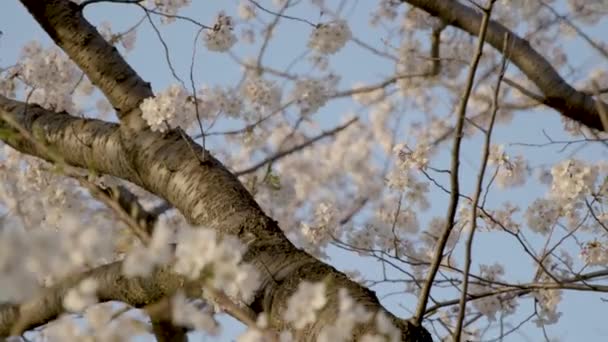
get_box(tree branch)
[19,0,151,129]
[146,297,189,342]
[401,0,608,131]
[0,262,191,337]
[234,117,358,177]
[0,95,432,340]
[72,173,156,241]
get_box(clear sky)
[1,1,607,341]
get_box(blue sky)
[2,1,608,341]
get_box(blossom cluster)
[281,282,401,341]
[316,288,372,341]
[97,21,137,52]
[299,202,338,257]
[393,143,430,170]
[550,159,598,208]
[139,84,242,130]
[237,1,256,20]
[488,145,528,188]
[524,198,561,235]
[140,84,196,132]
[580,240,608,266]
[0,205,116,303]
[351,82,386,105]
[43,304,147,341]
[204,12,237,52]
[18,41,80,112]
[291,78,330,115]
[141,0,191,24]
[0,148,116,302]
[308,21,351,55]
[533,289,563,326]
[63,278,99,313]
[198,85,243,118]
[124,220,260,303]
[174,227,259,302]
[242,76,282,113]
[172,291,220,334]
[122,218,174,277]
[237,315,293,342]
[469,264,517,321]
[284,281,327,329]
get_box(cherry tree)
[0,0,607,341]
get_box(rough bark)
[18,0,150,129]
[4,0,603,340]
[0,95,431,340]
[0,262,190,337]
[402,0,607,132]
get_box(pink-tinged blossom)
[421,217,460,260]
[370,1,398,27]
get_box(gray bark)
[402,0,607,132]
[3,0,603,340]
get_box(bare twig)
[454,26,507,341]
[412,0,495,326]
[539,0,608,60]
[248,0,316,27]
[140,6,186,87]
[235,117,358,176]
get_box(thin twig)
[454,27,507,341]
[248,0,316,27]
[140,6,186,87]
[539,0,608,60]
[189,27,207,159]
[235,117,357,176]
[412,0,496,327]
